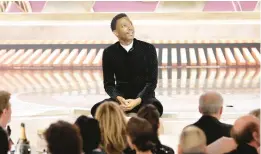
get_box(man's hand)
[123,98,142,111]
[117,96,127,105]
[116,96,129,111]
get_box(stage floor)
[1,67,259,153]
[0,67,259,117]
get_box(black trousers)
[91,97,163,117]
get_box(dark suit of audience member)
[193,115,232,145]
[0,127,9,154]
[189,92,232,145]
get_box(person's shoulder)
[92,148,106,154]
[161,144,175,154]
[221,122,233,128]
[190,118,202,127]
[0,126,7,135]
[218,119,232,129]
[92,151,106,154]
[155,144,175,154]
[104,41,119,52]
[135,39,154,48]
[123,147,136,154]
[220,122,233,131]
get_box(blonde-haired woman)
[95,101,128,154]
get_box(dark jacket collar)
[197,115,220,123]
[116,38,137,49]
[237,143,258,154]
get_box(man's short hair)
[0,91,11,115]
[110,13,128,31]
[137,104,160,134]
[74,115,101,154]
[127,116,155,152]
[179,126,207,154]
[231,121,259,145]
[199,92,223,115]
[44,120,82,154]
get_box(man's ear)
[199,106,202,114]
[2,108,7,115]
[253,131,259,142]
[113,30,118,37]
[219,106,223,115]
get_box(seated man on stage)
[91,13,163,117]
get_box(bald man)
[178,126,207,154]
[250,109,260,119]
[189,91,232,145]
[228,115,260,154]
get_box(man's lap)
[91,97,163,117]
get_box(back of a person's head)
[95,101,127,154]
[127,116,155,152]
[249,108,260,119]
[44,120,82,154]
[231,116,260,145]
[137,104,160,134]
[199,91,223,116]
[179,126,207,154]
[0,127,9,154]
[75,115,101,154]
[0,91,11,115]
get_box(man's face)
[114,17,134,41]
[3,104,12,124]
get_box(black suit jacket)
[227,144,258,154]
[192,115,232,145]
[102,38,158,100]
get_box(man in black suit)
[191,91,232,145]
[90,13,163,117]
[228,115,260,154]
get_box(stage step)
[0,42,259,69]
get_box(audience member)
[44,120,82,154]
[190,91,232,145]
[0,91,12,128]
[250,109,260,119]
[2,90,260,154]
[228,115,260,154]
[0,126,9,154]
[126,116,156,154]
[95,101,128,154]
[178,126,207,154]
[75,115,105,154]
[137,104,174,154]
[0,90,13,150]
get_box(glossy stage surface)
[0,67,259,118]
